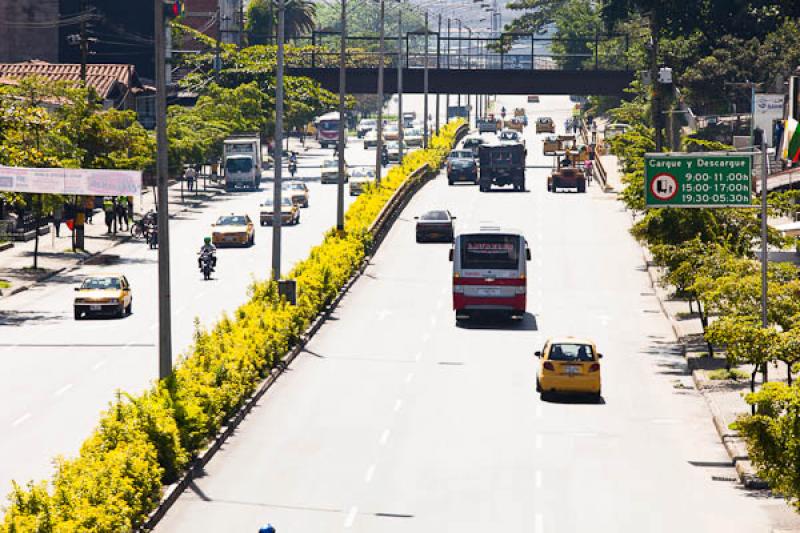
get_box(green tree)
[246,0,317,45]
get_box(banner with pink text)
[0,166,141,196]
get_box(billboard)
[753,93,785,147]
[0,167,142,196]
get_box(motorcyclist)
[381,145,389,167]
[288,152,298,176]
[198,236,217,270]
[258,525,276,533]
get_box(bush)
[0,119,465,532]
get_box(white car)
[404,128,424,147]
[320,158,349,184]
[363,128,382,149]
[282,181,309,207]
[386,141,409,162]
[357,118,377,138]
[349,167,377,196]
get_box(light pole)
[436,13,442,134]
[375,0,385,184]
[397,7,404,162]
[337,0,347,231]
[272,0,285,279]
[423,10,429,148]
[154,0,173,380]
[457,18,462,110]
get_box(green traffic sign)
[644,153,753,208]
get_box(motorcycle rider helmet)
[258,525,276,533]
[204,236,211,244]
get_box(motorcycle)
[381,148,389,167]
[148,225,158,249]
[198,251,214,280]
[288,160,297,177]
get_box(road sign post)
[644,153,752,208]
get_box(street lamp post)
[337,0,347,231]
[272,0,285,279]
[457,18,462,109]
[435,13,442,134]
[398,7,404,162]
[375,0,385,184]
[423,10,429,148]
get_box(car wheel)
[74,308,82,320]
[416,234,423,243]
[536,379,541,393]
[126,301,132,315]
[448,178,454,186]
[578,180,586,193]
[251,233,255,246]
[117,305,125,319]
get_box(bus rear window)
[460,235,520,270]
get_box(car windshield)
[421,211,449,221]
[463,138,482,147]
[548,343,595,362]
[460,234,520,270]
[217,215,247,225]
[323,160,338,168]
[81,277,121,290]
[360,120,376,127]
[500,131,518,140]
[283,183,304,190]
[226,158,252,173]
[450,151,473,159]
[538,118,551,124]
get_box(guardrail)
[579,121,608,189]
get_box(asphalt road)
[0,134,408,492]
[155,95,800,532]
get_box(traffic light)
[163,0,185,19]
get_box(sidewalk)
[602,149,771,489]
[0,179,224,298]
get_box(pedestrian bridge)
[285,31,635,96]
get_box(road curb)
[138,161,446,532]
[0,242,13,253]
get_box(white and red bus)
[315,111,342,149]
[450,226,530,320]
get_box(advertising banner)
[0,167,141,196]
[754,93,784,147]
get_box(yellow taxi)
[74,274,132,320]
[536,337,602,399]
[211,214,255,247]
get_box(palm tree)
[246,0,316,45]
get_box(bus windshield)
[319,120,338,131]
[460,234,520,270]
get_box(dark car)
[462,135,485,156]
[447,150,478,185]
[415,210,455,243]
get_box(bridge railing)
[289,31,630,71]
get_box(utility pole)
[760,132,769,384]
[397,8,404,162]
[375,0,385,184]
[649,12,663,151]
[154,0,173,380]
[457,19,462,110]
[76,0,89,251]
[423,10,429,148]
[215,6,222,73]
[337,0,347,231]
[445,18,450,123]
[272,0,285,279]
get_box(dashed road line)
[414,351,422,362]
[92,359,107,371]
[394,399,403,412]
[405,372,414,384]
[536,404,543,419]
[535,512,544,533]
[379,429,391,446]
[364,464,376,483]
[344,506,358,528]
[54,383,73,397]
[421,332,431,343]
[535,434,543,449]
[535,470,542,489]
[12,413,31,427]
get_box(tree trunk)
[788,362,793,386]
[750,368,758,414]
[33,211,40,270]
[698,302,714,358]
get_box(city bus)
[315,112,342,149]
[450,226,531,320]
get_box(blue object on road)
[259,525,276,533]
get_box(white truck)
[223,134,263,191]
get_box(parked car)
[74,274,132,320]
[320,158,349,184]
[536,117,555,134]
[357,118,377,138]
[260,196,300,226]
[447,149,478,185]
[211,214,255,246]
[415,210,455,243]
[536,337,602,400]
[282,181,309,208]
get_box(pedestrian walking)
[116,196,129,231]
[84,196,94,224]
[185,165,196,192]
[52,202,63,238]
[102,196,114,233]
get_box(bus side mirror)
[449,249,454,262]
[534,351,542,357]
[526,249,531,261]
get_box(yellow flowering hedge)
[0,119,465,532]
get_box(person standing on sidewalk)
[116,196,129,231]
[103,197,114,234]
[84,196,94,224]
[185,165,196,192]
[51,202,63,238]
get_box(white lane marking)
[376,309,391,321]
[394,399,403,412]
[405,372,414,384]
[414,351,423,362]
[535,434,543,449]
[344,506,358,528]
[429,316,438,327]
[12,413,31,427]
[379,429,391,446]
[598,314,611,326]
[364,464,376,483]
[54,383,73,397]
[535,470,542,489]
[421,332,431,343]
[535,513,544,533]
[92,359,106,371]
[193,292,205,301]
[536,404,543,419]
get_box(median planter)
[0,119,466,533]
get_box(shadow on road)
[0,310,63,327]
[456,312,538,331]
[539,392,605,405]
